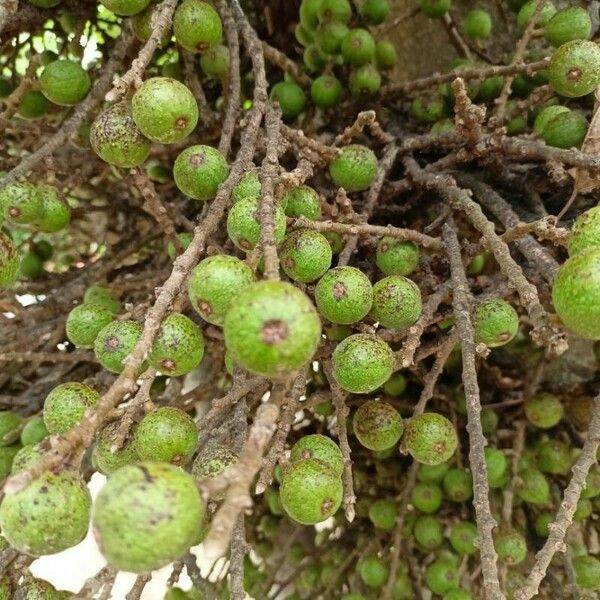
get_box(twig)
[443,219,505,600]
[125,574,151,600]
[262,41,311,87]
[229,516,247,600]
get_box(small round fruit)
[93,422,138,475]
[0,446,19,479]
[270,82,306,119]
[370,275,422,330]
[368,498,397,530]
[187,255,253,326]
[66,303,114,349]
[19,252,43,279]
[548,40,600,98]
[516,468,550,504]
[318,0,351,23]
[450,521,477,555]
[383,372,406,396]
[94,319,143,374]
[545,7,591,48]
[524,392,563,429]
[173,0,222,53]
[280,229,332,283]
[315,21,348,55]
[404,412,457,465]
[420,0,450,19]
[84,285,121,313]
[0,470,91,555]
[132,3,172,45]
[100,0,150,16]
[0,233,19,289]
[18,90,49,119]
[375,40,398,70]
[353,400,403,450]
[166,232,192,259]
[411,482,442,514]
[536,439,571,475]
[443,468,473,502]
[0,412,22,446]
[360,0,389,25]
[542,110,587,149]
[11,443,42,474]
[485,447,508,488]
[134,406,198,465]
[582,465,600,499]
[573,555,600,590]
[43,382,99,434]
[226,196,286,251]
[132,77,198,144]
[39,60,90,106]
[92,462,204,572]
[359,555,389,588]
[192,446,237,481]
[303,44,327,72]
[495,527,527,565]
[569,206,600,256]
[283,185,321,220]
[232,171,261,203]
[341,29,375,66]
[329,144,377,192]
[424,558,459,595]
[299,0,321,30]
[332,334,394,394]
[315,266,373,325]
[224,281,321,377]
[473,298,519,348]
[417,462,449,483]
[463,9,492,40]
[349,64,381,96]
[311,75,342,109]
[34,184,71,232]
[0,182,42,225]
[200,44,230,78]
[376,237,419,276]
[552,248,600,339]
[280,458,342,525]
[517,0,556,31]
[414,515,444,550]
[90,101,151,168]
[174,144,229,201]
[148,313,204,376]
[21,417,49,446]
[533,104,570,135]
[290,434,343,476]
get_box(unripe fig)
[353,399,403,450]
[93,422,138,475]
[66,303,114,349]
[290,434,343,476]
[376,237,419,276]
[100,0,150,16]
[174,144,229,201]
[39,60,90,106]
[473,298,519,348]
[280,229,332,283]
[329,144,377,192]
[548,40,600,98]
[270,82,306,119]
[283,185,321,220]
[94,319,143,373]
[43,382,99,434]
[173,0,222,53]
[404,412,457,465]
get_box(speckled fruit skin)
[226,196,286,251]
[420,0,450,18]
[0,233,19,289]
[232,171,261,203]
[424,559,459,595]
[21,416,49,446]
[283,185,321,220]
[494,527,527,565]
[18,576,73,600]
[404,412,458,465]
[573,555,600,590]
[548,40,600,98]
[173,0,222,53]
[517,0,556,31]
[329,144,377,192]
[311,75,343,108]
[90,101,151,168]
[174,145,229,201]
[536,439,571,475]
[11,444,44,473]
[132,4,172,46]
[332,334,394,394]
[290,434,344,476]
[450,521,477,555]
[280,458,342,525]
[524,392,563,429]
[376,237,419,276]
[315,266,373,325]
[94,319,143,373]
[270,82,306,119]
[224,281,321,377]
[515,468,550,504]
[39,60,90,106]
[132,77,199,144]
[368,498,396,530]
[0,411,21,445]
[545,7,591,48]
[552,248,600,339]
[359,555,389,588]
[353,400,403,450]
[200,43,230,78]
[569,206,600,256]
[134,407,198,465]
[92,462,204,573]
[192,445,237,501]
[66,303,114,349]
[188,255,253,326]
[370,275,422,330]
[100,0,151,16]
[93,422,139,475]
[341,29,375,66]
[0,182,42,224]
[0,575,10,599]
[148,313,204,376]
[280,229,332,283]
[84,285,121,313]
[472,298,519,347]
[443,468,473,502]
[35,184,71,232]
[43,382,99,434]
[0,470,91,555]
